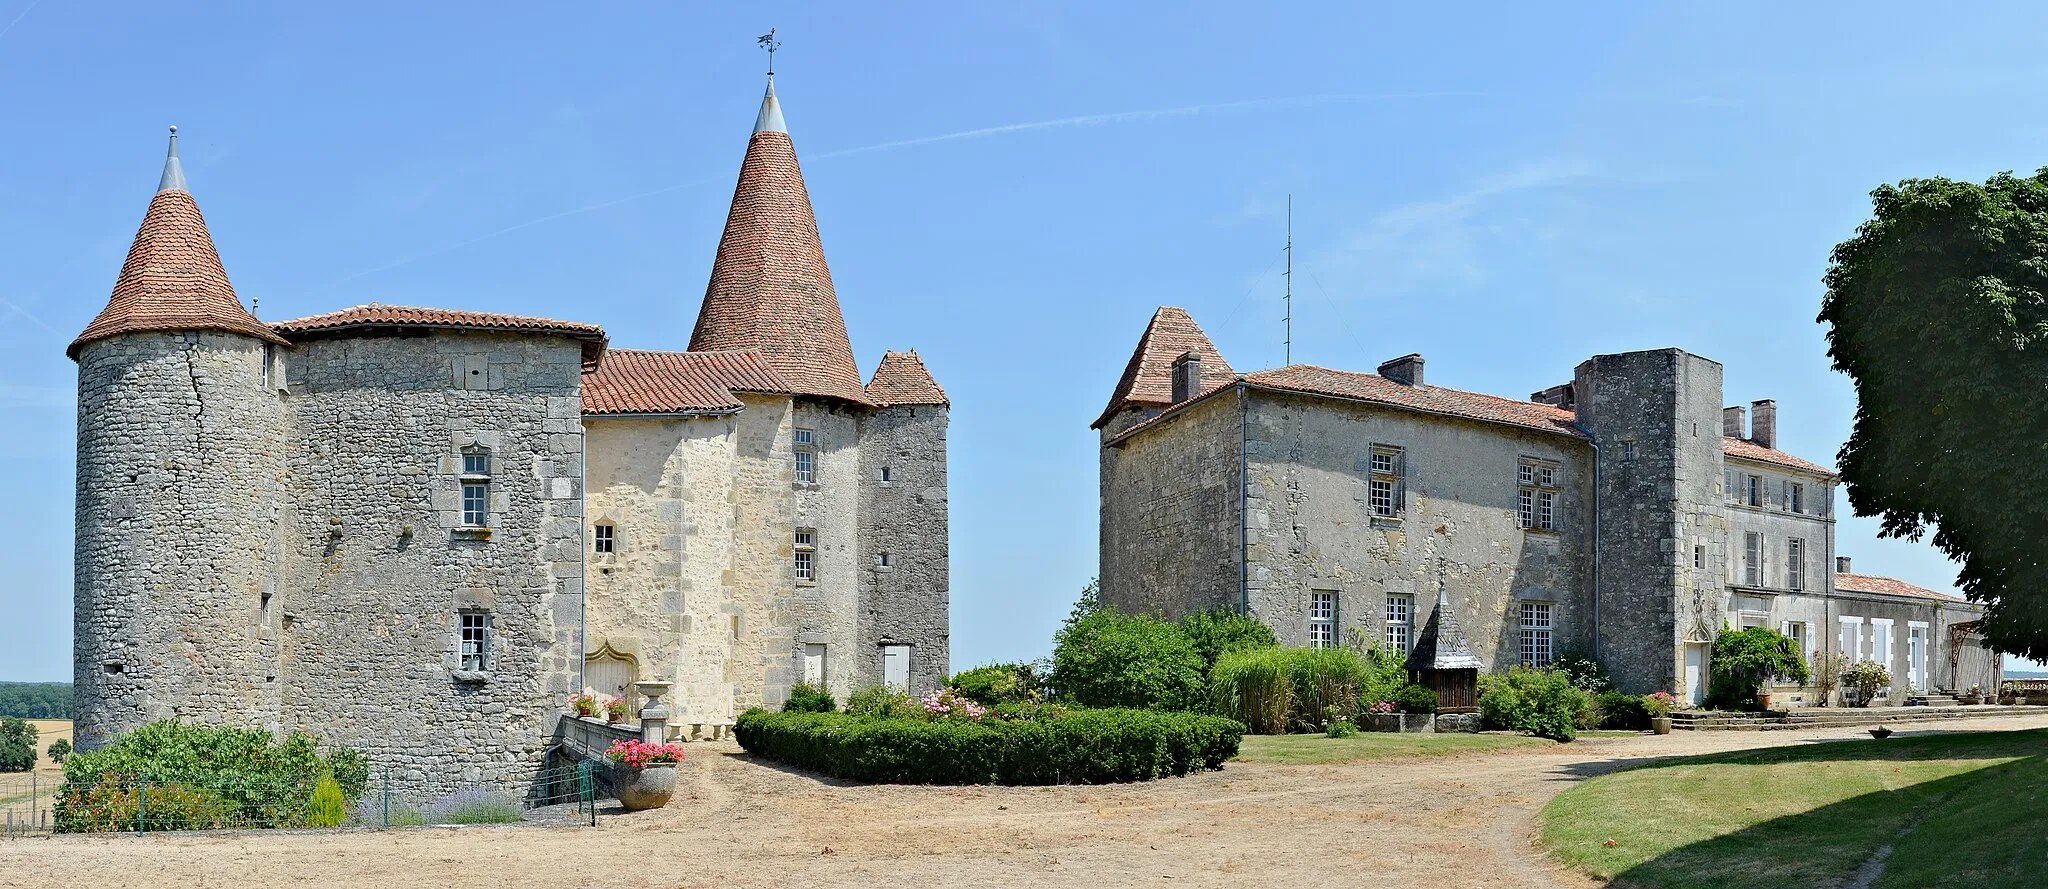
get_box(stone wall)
[1240,389,1593,662]
[724,395,797,711]
[790,400,863,696]
[1098,392,1244,617]
[275,330,584,793]
[73,331,290,749]
[857,404,950,694]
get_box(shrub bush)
[307,777,349,828]
[1394,683,1438,715]
[1211,646,1385,733]
[946,663,1041,706]
[1550,648,1612,692]
[47,738,71,764]
[1479,667,1591,741]
[1843,660,1892,707]
[1177,608,1278,674]
[1210,648,1291,733]
[1593,691,1650,730]
[0,717,35,772]
[1049,607,1206,711]
[783,681,837,713]
[734,708,1245,785]
[844,686,915,718]
[1706,626,1810,710]
[53,719,368,832]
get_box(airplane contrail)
[327,90,1480,287]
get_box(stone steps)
[1672,704,2048,731]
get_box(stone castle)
[70,77,948,788]
[1096,307,2001,705]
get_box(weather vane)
[758,28,780,76]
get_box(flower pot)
[614,763,677,811]
[1650,716,1672,735]
[1756,692,1773,710]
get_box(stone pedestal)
[636,681,673,745]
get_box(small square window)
[463,451,490,475]
[1370,452,1396,475]
[460,613,490,671]
[1518,463,1536,486]
[879,552,892,568]
[1693,545,1706,569]
[880,466,892,483]
[593,524,614,554]
[793,429,813,446]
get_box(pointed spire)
[157,125,187,193]
[865,350,948,407]
[754,76,786,134]
[689,76,867,404]
[1092,306,1237,429]
[69,129,288,359]
[1406,562,1484,671]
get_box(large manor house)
[70,77,948,785]
[70,75,2000,785]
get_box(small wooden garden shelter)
[1405,587,1482,713]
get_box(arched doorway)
[585,640,641,718]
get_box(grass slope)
[1234,732,1550,765]
[1541,728,2048,889]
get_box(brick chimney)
[1378,353,1424,386]
[1170,350,1202,403]
[1750,399,1776,449]
[1723,405,1746,439]
[1836,556,1852,574]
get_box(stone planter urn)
[1650,716,1673,735]
[614,763,677,811]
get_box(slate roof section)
[1834,572,1967,604]
[1723,436,1836,477]
[69,131,290,359]
[581,348,792,416]
[864,350,948,407]
[1406,588,1484,672]
[688,79,869,406]
[1092,306,1237,429]
[271,303,609,370]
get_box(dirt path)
[5,714,2044,889]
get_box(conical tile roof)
[688,77,868,405]
[864,350,948,407]
[1092,306,1236,428]
[69,128,287,359]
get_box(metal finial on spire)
[157,125,188,193]
[758,28,780,75]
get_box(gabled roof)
[69,128,290,359]
[864,350,948,407]
[1092,306,1237,428]
[1834,572,1967,604]
[1723,436,1836,477]
[1247,365,1586,439]
[581,348,792,416]
[271,303,609,370]
[1406,587,1483,672]
[688,77,869,406]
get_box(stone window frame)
[1517,457,1560,532]
[1367,445,1406,519]
[879,466,893,485]
[1519,601,1554,668]
[1308,590,1338,649]
[458,611,492,672]
[593,522,616,555]
[794,528,816,584]
[1693,544,1706,570]
[793,428,816,485]
[459,445,492,529]
[1384,594,1413,654]
[878,551,893,569]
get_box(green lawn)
[1541,728,2048,889]
[1233,731,1551,764]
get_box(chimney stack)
[1836,556,1852,574]
[1723,405,1747,439]
[1750,399,1776,449]
[1378,353,1425,386]
[1530,382,1575,409]
[1170,350,1202,403]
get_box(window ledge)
[452,527,492,542]
[450,669,492,685]
[1370,516,1404,529]
[1521,527,1561,536]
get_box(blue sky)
[4,3,2046,681]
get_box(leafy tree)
[0,682,72,719]
[1820,172,2048,658]
[946,663,1041,706]
[1177,608,1278,676]
[47,738,71,763]
[1706,626,1811,710]
[1049,585,1205,711]
[0,717,36,771]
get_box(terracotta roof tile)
[1722,436,1836,477]
[271,303,609,369]
[1246,365,1586,438]
[69,189,289,358]
[864,351,948,407]
[1834,572,1966,603]
[1092,306,1237,428]
[581,348,792,416]
[688,119,869,405]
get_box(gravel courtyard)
[7,714,2045,889]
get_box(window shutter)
[1395,449,1409,514]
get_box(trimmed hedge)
[735,708,1245,785]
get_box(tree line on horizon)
[0,682,72,719]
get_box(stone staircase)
[1671,704,2048,731]
[1907,692,1959,707]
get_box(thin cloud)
[329,91,1482,286]
[0,296,62,338]
[0,0,38,45]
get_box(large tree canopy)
[1820,171,2048,659]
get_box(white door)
[882,645,911,692]
[802,643,826,686]
[1908,626,1927,692]
[1683,644,1706,707]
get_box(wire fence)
[0,758,598,838]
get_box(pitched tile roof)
[270,303,609,369]
[1092,306,1237,429]
[69,182,289,359]
[1834,572,1966,604]
[581,348,792,416]
[688,82,868,406]
[1722,436,1836,477]
[1245,365,1587,439]
[864,350,948,407]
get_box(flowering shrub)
[1644,691,1677,717]
[1367,700,1396,715]
[570,691,599,717]
[605,739,687,768]
[1843,660,1892,708]
[920,688,990,720]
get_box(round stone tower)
[69,128,294,750]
